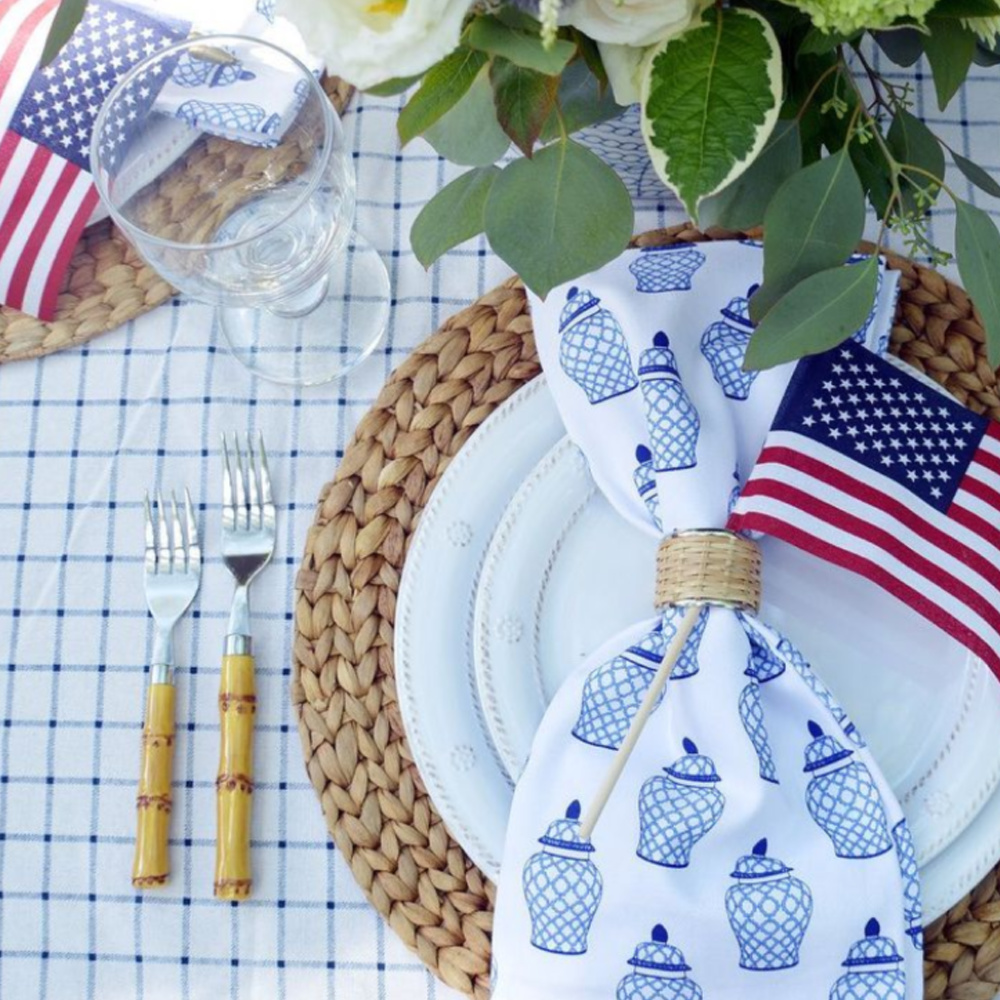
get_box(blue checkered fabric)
[0,42,997,998]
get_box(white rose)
[562,0,704,47]
[278,0,475,90]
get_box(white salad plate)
[396,375,1000,919]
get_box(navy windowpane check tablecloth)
[0,51,998,999]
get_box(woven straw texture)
[655,530,762,612]
[0,76,353,364]
[292,226,1000,1000]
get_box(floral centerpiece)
[46,0,1000,366]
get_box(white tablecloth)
[0,49,998,1000]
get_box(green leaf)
[411,167,500,267]
[954,199,1000,366]
[490,58,558,157]
[40,0,87,65]
[366,75,424,97]
[468,14,575,75]
[699,119,801,230]
[573,31,609,89]
[798,27,859,56]
[539,58,620,142]
[424,69,509,166]
[850,137,894,218]
[924,17,976,109]
[931,0,1000,15]
[751,148,866,321]
[952,149,1000,198]
[745,257,879,370]
[886,107,946,211]
[398,47,488,146]
[874,27,925,66]
[640,6,782,219]
[484,140,633,297]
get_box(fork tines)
[221,432,274,531]
[144,489,201,575]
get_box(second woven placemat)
[292,225,1000,1000]
[0,76,353,365]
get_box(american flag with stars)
[0,0,185,319]
[729,342,1000,678]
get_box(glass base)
[219,232,390,386]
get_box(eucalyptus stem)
[795,60,842,123]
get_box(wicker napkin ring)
[655,529,762,613]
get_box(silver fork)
[133,490,201,890]
[215,433,275,901]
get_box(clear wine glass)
[91,34,389,386]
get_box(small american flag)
[0,0,185,319]
[729,342,1000,678]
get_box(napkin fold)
[490,242,923,999]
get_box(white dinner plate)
[397,375,1000,919]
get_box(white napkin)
[490,242,924,1000]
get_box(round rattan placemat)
[0,76,354,365]
[292,225,1000,1000]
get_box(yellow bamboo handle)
[132,682,175,888]
[215,652,255,900]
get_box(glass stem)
[266,273,330,319]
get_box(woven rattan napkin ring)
[655,529,761,613]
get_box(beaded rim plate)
[471,426,1000,919]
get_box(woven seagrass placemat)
[292,225,1000,1000]
[0,76,353,364]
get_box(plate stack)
[395,373,1000,922]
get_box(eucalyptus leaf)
[398,47,488,146]
[424,70,510,166]
[699,119,801,230]
[539,59,620,143]
[954,199,1000,366]
[952,149,1000,198]
[490,58,559,157]
[41,0,87,65]
[468,14,575,75]
[887,107,946,211]
[411,167,500,267]
[798,27,859,55]
[574,31,609,89]
[484,140,633,297]
[640,6,782,219]
[851,137,894,218]
[752,148,866,322]
[924,17,976,109]
[745,257,879,370]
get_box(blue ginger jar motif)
[628,244,706,294]
[727,467,741,516]
[176,100,281,137]
[893,820,924,950]
[573,612,705,751]
[637,738,724,868]
[522,800,603,955]
[558,287,638,405]
[804,721,892,859]
[739,682,778,785]
[256,0,276,20]
[633,445,662,530]
[830,919,906,1000]
[778,637,866,748]
[616,925,703,1000]
[172,51,256,88]
[574,624,667,750]
[700,287,760,401]
[847,254,885,349]
[638,333,700,473]
[725,838,813,971]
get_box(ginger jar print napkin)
[489,241,924,1000]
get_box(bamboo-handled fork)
[133,491,201,889]
[215,433,275,900]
